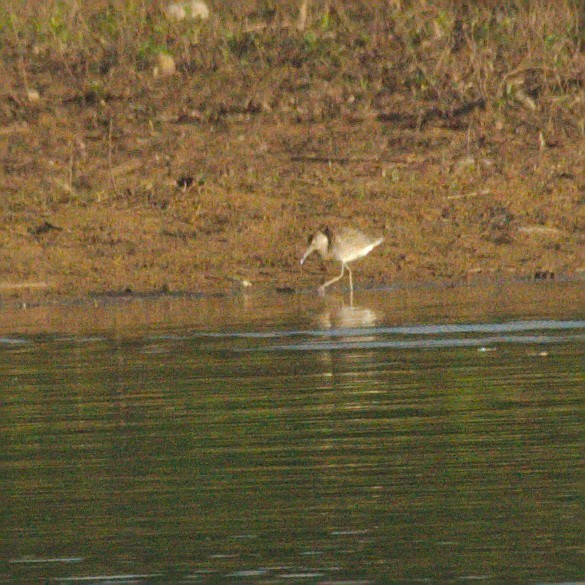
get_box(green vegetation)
[1,1,582,125]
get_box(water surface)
[1,282,583,584]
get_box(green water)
[1,283,583,584]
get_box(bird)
[300,226,383,294]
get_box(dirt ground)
[1,1,584,303]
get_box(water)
[1,282,583,584]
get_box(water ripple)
[230,320,585,352]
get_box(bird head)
[300,228,330,264]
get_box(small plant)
[90,6,119,38]
[303,30,317,53]
[137,39,170,65]
[320,9,331,32]
[48,4,71,44]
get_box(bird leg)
[318,263,346,295]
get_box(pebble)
[165,0,210,21]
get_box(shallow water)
[1,282,583,584]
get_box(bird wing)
[334,228,383,261]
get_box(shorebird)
[300,226,383,294]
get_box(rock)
[154,53,176,77]
[27,89,41,103]
[165,0,210,21]
[518,225,563,236]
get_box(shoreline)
[1,2,583,310]
[1,272,582,312]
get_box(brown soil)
[1,1,584,302]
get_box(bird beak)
[300,246,314,265]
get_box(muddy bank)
[1,114,583,302]
[0,1,583,302]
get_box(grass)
[1,1,582,123]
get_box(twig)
[68,140,75,192]
[297,0,309,31]
[108,118,119,198]
[0,281,49,290]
